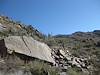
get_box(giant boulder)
[0,36,55,64]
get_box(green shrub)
[67,68,88,75]
[25,60,59,75]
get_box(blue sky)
[0,0,100,35]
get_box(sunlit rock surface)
[0,36,55,64]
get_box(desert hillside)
[0,16,100,75]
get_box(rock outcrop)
[0,36,55,64]
[51,47,90,73]
[0,23,6,31]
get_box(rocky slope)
[46,31,100,75]
[0,15,100,75]
[0,16,45,41]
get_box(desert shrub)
[96,41,100,47]
[0,31,9,37]
[25,60,59,75]
[67,68,88,75]
[46,38,58,47]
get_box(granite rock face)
[0,36,55,64]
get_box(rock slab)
[1,36,55,64]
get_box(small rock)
[60,72,67,75]
[63,66,68,70]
